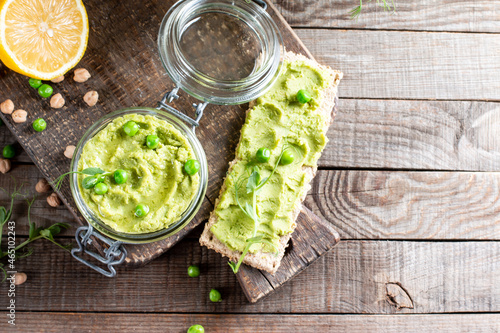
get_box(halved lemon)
[0,0,89,80]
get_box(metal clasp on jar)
[156,86,208,132]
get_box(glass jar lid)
[158,0,283,105]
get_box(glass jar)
[69,108,208,244]
[158,0,283,105]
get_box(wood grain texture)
[321,99,500,171]
[3,313,500,332]
[0,164,500,240]
[2,239,498,314]
[237,207,340,303]
[297,29,500,100]
[4,165,500,241]
[275,0,500,33]
[306,170,500,240]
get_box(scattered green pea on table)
[38,84,53,98]
[209,289,222,303]
[187,324,205,333]
[187,265,200,277]
[32,118,47,132]
[29,78,42,89]
[2,145,15,159]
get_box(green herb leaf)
[29,222,38,239]
[246,167,260,194]
[48,223,69,236]
[81,167,106,175]
[82,176,99,189]
[349,0,396,20]
[244,203,258,222]
[16,247,34,259]
[39,229,52,240]
[0,207,6,224]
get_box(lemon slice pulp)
[0,0,89,80]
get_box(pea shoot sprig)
[349,0,396,20]
[228,145,294,274]
[0,185,71,282]
[52,167,106,191]
[52,167,128,193]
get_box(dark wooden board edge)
[236,206,341,303]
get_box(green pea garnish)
[2,145,15,159]
[184,159,200,175]
[187,325,205,333]
[296,89,312,104]
[256,147,270,163]
[94,182,108,195]
[38,84,53,98]
[209,288,222,302]
[113,169,128,184]
[187,265,200,278]
[29,78,42,89]
[280,150,294,165]
[146,134,160,149]
[134,204,149,217]
[123,121,139,136]
[32,118,47,132]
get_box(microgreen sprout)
[53,166,130,192]
[0,185,71,282]
[349,0,396,20]
[228,145,293,273]
[52,167,107,191]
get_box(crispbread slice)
[199,51,343,274]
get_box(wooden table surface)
[1,0,500,332]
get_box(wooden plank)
[275,0,500,33]
[296,29,500,101]
[4,165,500,241]
[3,313,500,332]
[237,206,340,303]
[2,239,498,313]
[320,99,500,171]
[306,170,500,240]
[0,0,325,268]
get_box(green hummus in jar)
[77,114,200,234]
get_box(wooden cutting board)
[0,0,340,296]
